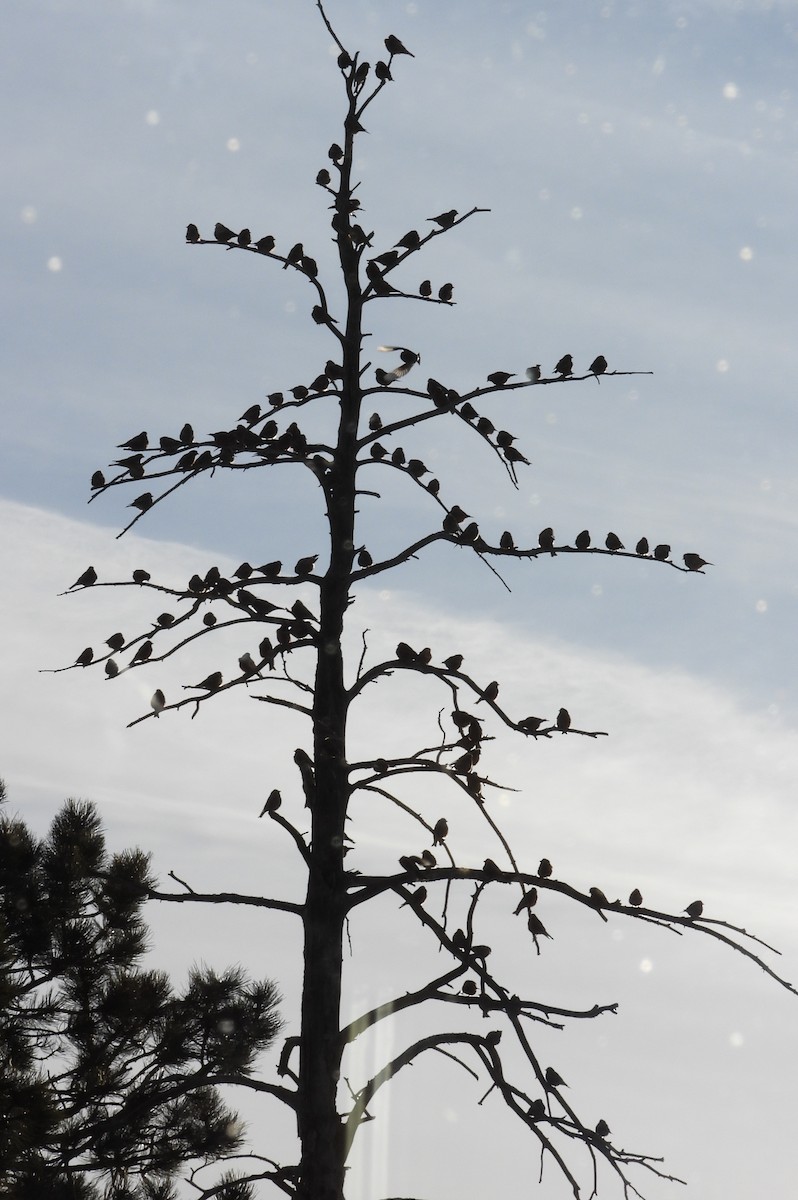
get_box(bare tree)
[52,4,795,1198]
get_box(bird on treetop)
[428,209,457,228]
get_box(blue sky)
[2,1,797,1197]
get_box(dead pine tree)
[55,4,795,1199]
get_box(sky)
[2,0,798,1197]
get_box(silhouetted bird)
[377,345,420,381]
[500,531,515,550]
[427,478,440,495]
[283,242,304,269]
[237,228,251,247]
[328,142,343,161]
[554,354,573,377]
[185,671,222,691]
[385,34,414,56]
[118,431,148,452]
[653,543,670,561]
[428,209,457,228]
[238,653,259,677]
[684,899,704,919]
[259,560,282,578]
[71,566,97,589]
[179,423,194,445]
[595,1119,611,1139]
[556,707,571,732]
[589,886,610,909]
[432,818,448,845]
[444,653,464,672]
[629,888,643,907]
[589,355,608,379]
[396,229,421,250]
[130,641,153,665]
[159,436,180,453]
[477,680,499,704]
[538,527,556,556]
[105,660,118,678]
[683,553,711,571]
[528,1099,546,1120]
[106,632,125,652]
[151,690,165,716]
[214,223,235,242]
[368,412,382,431]
[186,223,200,243]
[635,537,650,556]
[514,888,538,915]
[517,715,546,733]
[256,235,275,254]
[461,979,477,995]
[155,613,174,628]
[294,555,318,576]
[316,169,331,186]
[419,279,432,297]
[504,446,530,466]
[259,789,282,817]
[75,647,93,667]
[399,855,423,873]
[526,364,541,383]
[605,531,624,551]
[438,283,454,302]
[544,1067,567,1088]
[483,858,502,879]
[400,885,427,908]
[527,913,551,940]
[90,470,105,489]
[575,529,591,550]
[132,569,150,584]
[203,614,217,627]
[538,857,553,877]
[357,548,373,568]
[487,371,514,387]
[420,849,436,868]
[391,447,405,466]
[476,416,495,436]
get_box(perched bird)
[683,553,711,572]
[71,565,97,589]
[575,529,591,550]
[500,530,515,550]
[377,345,421,382]
[395,229,421,251]
[432,818,448,845]
[130,641,153,665]
[368,412,382,431]
[487,371,514,387]
[589,886,610,909]
[544,1067,567,1089]
[90,470,105,489]
[595,1119,611,1139]
[444,654,463,671]
[605,531,624,552]
[395,642,417,663]
[428,209,457,228]
[316,169,331,187]
[259,789,282,817]
[237,228,251,247]
[132,569,150,584]
[155,613,174,628]
[75,647,93,667]
[420,849,437,868]
[438,283,454,302]
[294,555,318,576]
[527,913,551,941]
[461,979,477,996]
[399,855,423,874]
[554,354,573,377]
[477,680,499,705]
[283,242,304,269]
[419,279,432,297]
[629,888,643,907]
[476,416,495,436]
[256,235,275,254]
[214,223,235,243]
[538,857,553,878]
[184,671,222,691]
[179,423,194,445]
[589,355,608,380]
[328,142,343,161]
[118,431,148,452]
[538,527,556,556]
[385,33,414,57]
[106,632,125,652]
[635,537,650,556]
[186,223,200,243]
[105,660,119,679]
[653,543,670,561]
[528,1099,546,1120]
[514,888,538,915]
[129,493,154,513]
[150,689,165,716]
[525,364,542,383]
[684,899,704,919]
[556,707,571,732]
[517,715,546,733]
[238,652,259,677]
[357,548,373,568]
